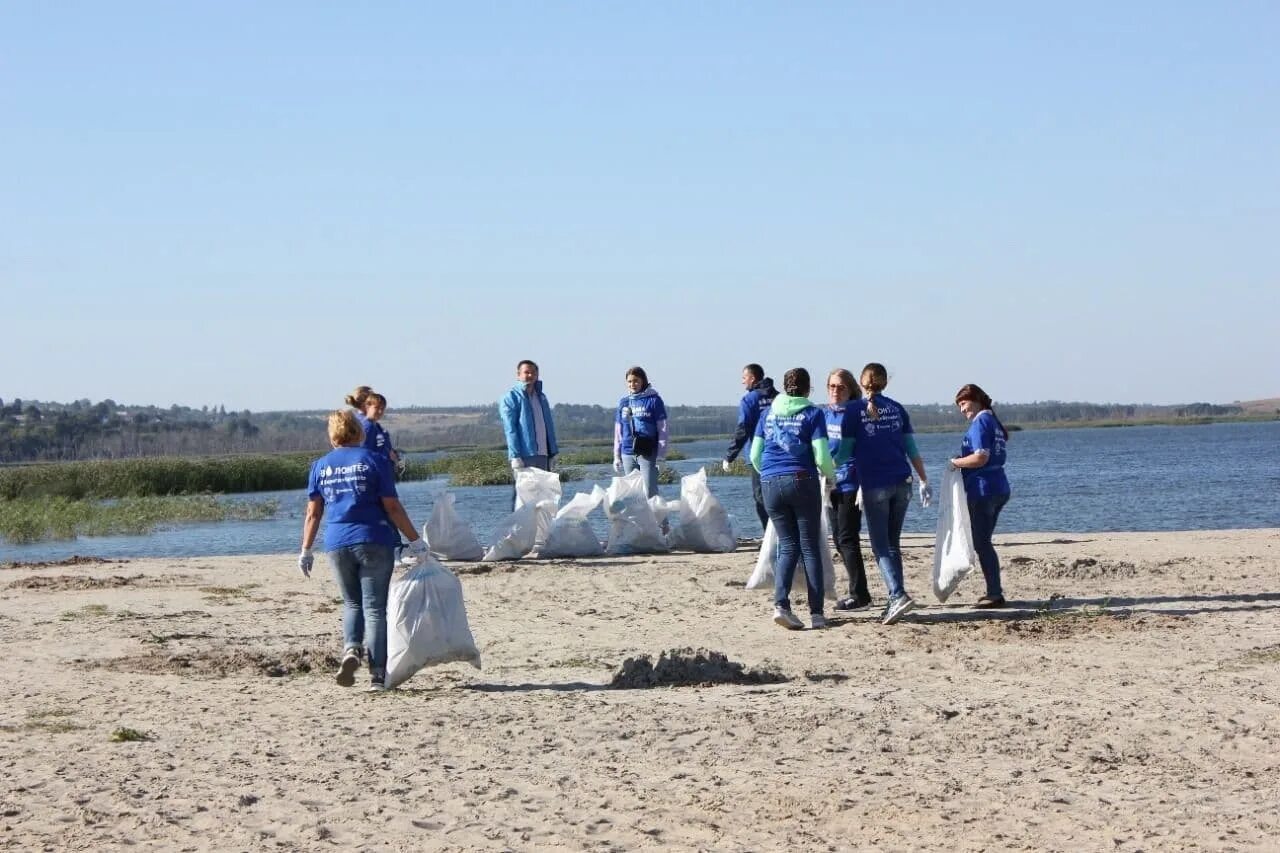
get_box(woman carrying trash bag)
[854,362,931,626]
[613,366,668,498]
[825,368,872,612]
[298,410,428,692]
[750,367,838,630]
[949,383,1011,608]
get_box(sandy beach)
[2,529,1278,851]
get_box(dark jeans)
[750,468,769,535]
[827,489,869,602]
[968,493,1010,598]
[762,473,825,614]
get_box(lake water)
[3,421,1278,563]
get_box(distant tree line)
[0,396,1258,464]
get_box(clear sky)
[4,2,1277,411]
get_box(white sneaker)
[336,647,361,687]
[810,613,828,630]
[882,595,917,626]
[367,681,387,693]
[773,607,804,630]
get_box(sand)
[1,529,1278,851]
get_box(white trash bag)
[932,467,977,602]
[541,486,605,558]
[746,491,837,599]
[385,556,481,689]
[481,502,539,561]
[677,467,736,553]
[423,492,484,562]
[604,470,668,555]
[515,467,562,547]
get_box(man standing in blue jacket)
[500,360,559,481]
[722,363,777,534]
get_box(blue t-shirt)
[825,402,860,494]
[755,404,828,479]
[356,412,393,460]
[307,446,400,550]
[616,389,667,455]
[960,410,1010,498]
[851,394,914,490]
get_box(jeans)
[827,489,869,602]
[511,454,550,509]
[750,468,768,534]
[862,480,912,600]
[968,493,1010,598]
[621,452,659,498]
[329,543,395,677]
[762,473,825,614]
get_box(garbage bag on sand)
[541,486,605,558]
[385,556,481,689]
[515,467,562,547]
[604,470,667,555]
[481,502,539,561]
[747,513,837,598]
[677,467,736,553]
[423,492,484,562]
[932,467,977,602]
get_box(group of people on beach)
[298,363,1010,690]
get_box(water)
[4,421,1279,562]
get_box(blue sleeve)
[373,455,398,499]
[809,407,828,442]
[738,393,754,427]
[499,391,521,458]
[307,459,322,500]
[655,395,667,420]
[900,406,915,435]
[754,414,767,439]
[972,412,995,453]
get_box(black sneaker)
[835,595,872,612]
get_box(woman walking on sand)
[751,367,838,630]
[825,368,872,612]
[613,366,668,498]
[298,410,427,691]
[950,383,1012,607]
[854,362,931,626]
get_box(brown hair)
[955,383,1009,440]
[625,366,649,389]
[365,392,387,409]
[328,410,365,447]
[861,363,888,420]
[782,367,811,397]
[344,385,373,409]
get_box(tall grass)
[0,495,279,544]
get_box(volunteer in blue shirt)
[825,368,871,611]
[854,362,931,626]
[949,383,1012,608]
[613,366,668,499]
[345,387,403,476]
[298,410,427,692]
[750,367,838,631]
[722,363,778,534]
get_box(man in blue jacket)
[500,360,558,477]
[722,363,777,533]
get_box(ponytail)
[861,362,888,420]
[344,385,373,409]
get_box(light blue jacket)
[499,380,559,460]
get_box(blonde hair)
[328,410,365,447]
[861,363,888,420]
[344,385,373,409]
[827,368,860,400]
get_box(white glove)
[395,457,407,476]
[510,457,525,470]
[854,487,863,510]
[946,458,959,471]
[298,548,314,578]
[918,481,932,508]
[721,459,732,473]
[613,458,623,473]
[405,539,429,566]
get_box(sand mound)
[609,647,787,689]
[2,555,130,570]
[91,645,341,679]
[6,573,194,591]
[1015,556,1139,580]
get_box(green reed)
[0,495,279,545]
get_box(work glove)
[613,457,623,474]
[854,488,864,511]
[510,457,525,470]
[721,459,732,473]
[395,457,407,476]
[405,538,429,566]
[297,548,314,578]
[918,480,933,508]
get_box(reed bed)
[0,495,278,545]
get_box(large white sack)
[423,492,484,562]
[481,502,539,561]
[604,470,668,555]
[747,513,837,599]
[515,467,562,547]
[932,467,977,602]
[677,467,736,553]
[540,486,605,558]
[385,556,481,689]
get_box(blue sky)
[4,2,1276,410]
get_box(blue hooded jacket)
[499,380,559,459]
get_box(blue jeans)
[621,452,659,498]
[329,543,395,676]
[863,480,911,600]
[762,473,825,614]
[968,493,1010,598]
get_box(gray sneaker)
[773,606,804,630]
[882,595,917,626]
[810,613,828,630]
[336,647,361,687]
